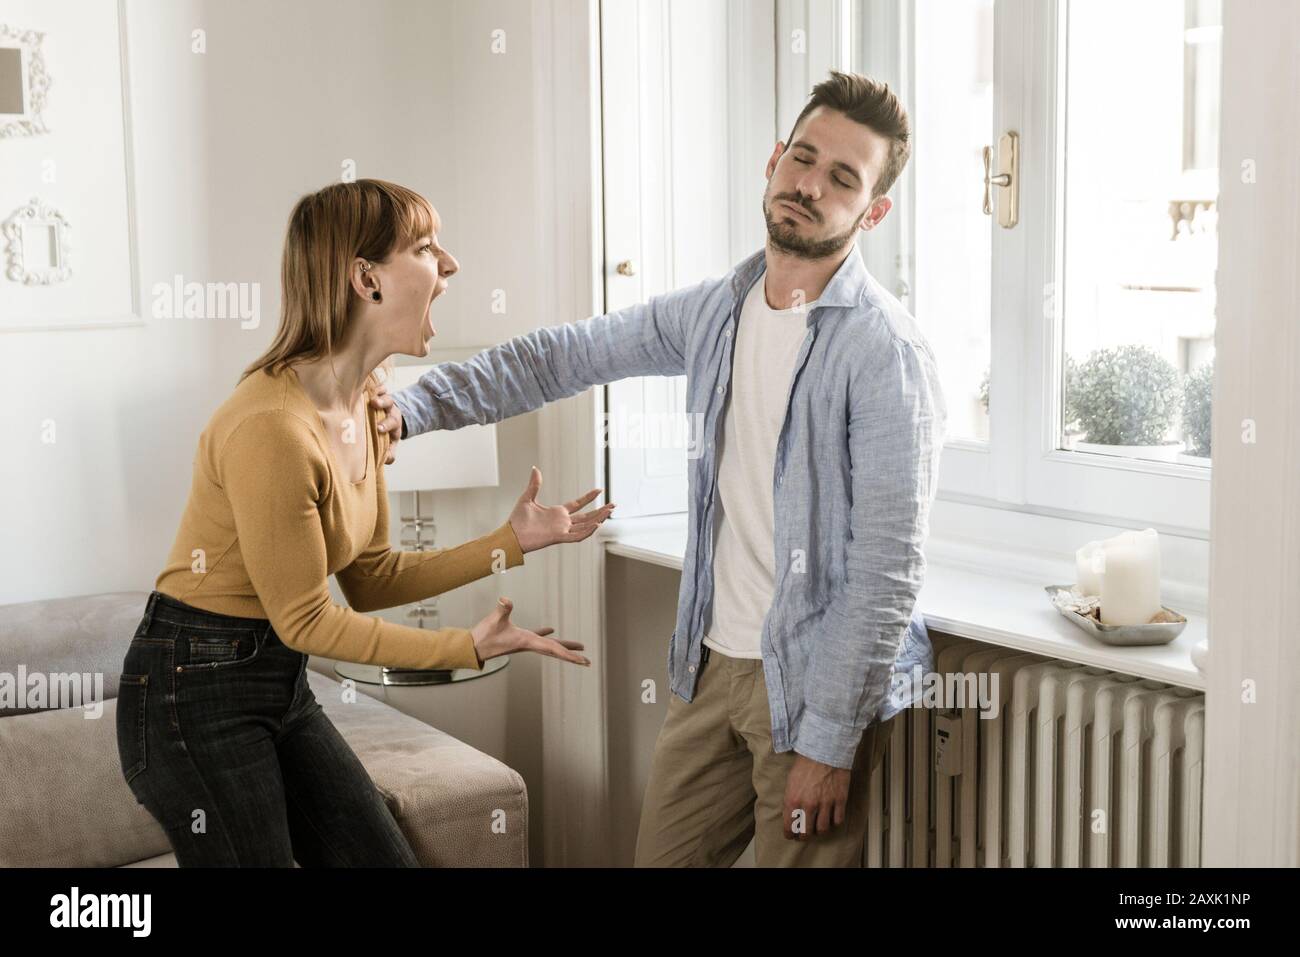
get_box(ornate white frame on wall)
[3,197,72,285]
[0,24,51,138]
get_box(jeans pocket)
[183,627,263,670]
[116,673,148,784]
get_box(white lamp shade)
[382,364,500,493]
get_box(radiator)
[864,634,1205,867]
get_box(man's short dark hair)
[786,71,912,201]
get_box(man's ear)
[765,140,785,180]
[860,195,892,232]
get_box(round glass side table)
[333,655,508,687]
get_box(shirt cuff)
[392,387,421,439]
[792,709,866,769]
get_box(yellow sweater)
[154,364,524,670]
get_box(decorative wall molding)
[3,197,72,285]
[0,24,50,138]
[0,0,142,332]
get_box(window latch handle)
[982,132,1020,228]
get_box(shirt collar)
[729,241,871,314]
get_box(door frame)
[531,0,611,867]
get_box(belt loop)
[142,591,158,629]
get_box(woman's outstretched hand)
[471,597,589,666]
[508,466,615,553]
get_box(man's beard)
[763,193,866,260]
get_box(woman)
[116,178,613,867]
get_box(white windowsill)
[598,514,1206,692]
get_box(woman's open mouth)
[424,284,445,339]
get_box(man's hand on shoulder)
[370,383,404,464]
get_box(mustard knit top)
[154,365,524,670]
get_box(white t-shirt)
[703,271,817,659]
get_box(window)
[607,0,1221,533]
[601,0,773,517]
[851,0,1217,532]
[1059,0,1220,468]
[913,0,995,444]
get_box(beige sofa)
[0,591,528,867]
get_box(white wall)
[0,0,568,865]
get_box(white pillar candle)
[1099,528,1162,625]
[1075,541,1106,595]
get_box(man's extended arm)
[791,332,947,769]
[394,280,707,436]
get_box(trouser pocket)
[116,673,149,784]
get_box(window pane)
[913,0,994,442]
[1060,0,1220,467]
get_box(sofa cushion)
[0,591,150,715]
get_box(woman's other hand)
[508,466,615,553]
[471,597,589,666]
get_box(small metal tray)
[1044,584,1187,646]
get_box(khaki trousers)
[634,648,896,867]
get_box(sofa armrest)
[0,699,172,868]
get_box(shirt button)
[716,385,724,394]
[724,328,733,338]
[688,664,696,673]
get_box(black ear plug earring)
[359,260,380,302]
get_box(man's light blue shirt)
[393,242,947,768]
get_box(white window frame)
[848,0,1212,537]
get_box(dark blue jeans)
[116,590,420,867]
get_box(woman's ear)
[350,258,381,303]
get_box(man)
[373,71,946,866]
